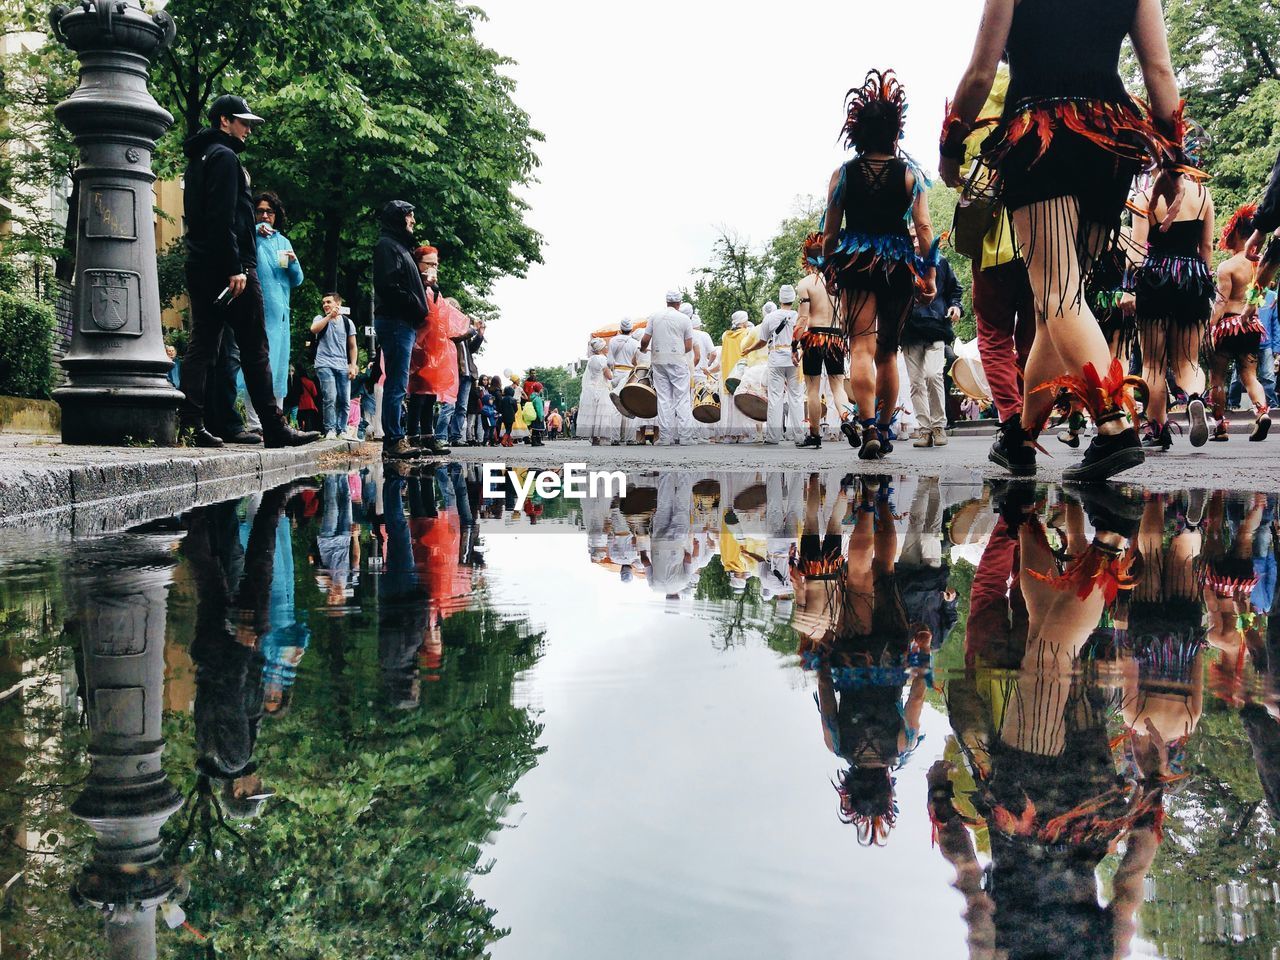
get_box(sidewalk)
[0,434,375,535]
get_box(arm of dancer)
[1132,0,1189,227]
[821,167,844,257]
[939,0,1015,187]
[911,177,938,302]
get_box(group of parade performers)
[580,0,1280,483]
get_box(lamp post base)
[56,385,182,446]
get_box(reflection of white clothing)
[649,473,693,595]
[766,472,804,539]
[653,362,694,444]
[766,366,804,443]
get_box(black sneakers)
[1062,427,1144,482]
[989,419,1037,476]
[1187,395,1209,447]
[795,434,822,449]
[1251,412,1271,442]
[839,421,861,448]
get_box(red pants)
[964,519,1027,670]
[973,260,1036,423]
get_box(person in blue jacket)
[243,191,304,429]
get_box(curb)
[0,439,376,536]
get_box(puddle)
[1,466,1277,958]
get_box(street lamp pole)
[49,0,183,445]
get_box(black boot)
[989,479,1038,535]
[265,424,322,448]
[989,418,1037,476]
[1067,483,1143,538]
[190,425,224,448]
[795,434,822,450]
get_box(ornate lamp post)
[49,0,182,446]
[65,532,186,959]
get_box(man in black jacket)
[180,95,318,448]
[902,255,964,448]
[373,200,429,459]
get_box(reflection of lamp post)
[66,534,185,960]
[48,0,182,446]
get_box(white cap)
[679,302,694,317]
[589,337,606,354]
[692,313,703,329]
[763,301,777,316]
[731,310,750,328]
[779,285,796,304]
[619,317,633,333]
[665,289,682,304]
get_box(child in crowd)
[481,388,499,445]
[499,386,517,446]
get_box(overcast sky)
[469,0,985,377]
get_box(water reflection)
[1,469,1279,958]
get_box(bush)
[0,290,54,399]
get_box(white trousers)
[903,341,947,430]
[766,365,804,443]
[652,362,694,444]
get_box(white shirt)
[692,330,715,379]
[755,308,798,368]
[647,307,694,365]
[585,352,611,386]
[608,334,640,368]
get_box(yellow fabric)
[720,328,762,375]
[962,66,1018,271]
[720,523,748,575]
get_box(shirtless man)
[1211,205,1271,442]
[795,236,858,449]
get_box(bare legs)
[1013,200,1124,438]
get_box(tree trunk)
[321,207,341,292]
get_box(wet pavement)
[1,464,1279,959]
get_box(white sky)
[472,0,985,377]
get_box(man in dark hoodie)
[180,95,318,449]
[373,200,429,459]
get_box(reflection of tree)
[159,605,545,958]
[1138,702,1280,959]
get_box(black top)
[903,257,964,345]
[182,128,257,279]
[1004,0,1138,110]
[372,202,429,327]
[1145,219,1203,259]
[841,156,912,238]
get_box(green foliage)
[0,288,54,398]
[1146,1,1280,215]
[926,185,976,341]
[525,364,579,410]
[692,230,770,345]
[151,0,543,307]
[155,237,188,314]
[0,0,79,290]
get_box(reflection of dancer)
[929,491,1166,960]
[798,476,928,845]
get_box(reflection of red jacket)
[409,292,468,402]
[409,510,472,620]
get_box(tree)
[692,229,768,345]
[152,0,544,309]
[0,0,78,293]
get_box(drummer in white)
[690,313,718,443]
[641,290,698,446]
[607,317,641,444]
[744,285,805,444]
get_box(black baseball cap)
[208,94,264,126]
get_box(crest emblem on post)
[91,277,128,331]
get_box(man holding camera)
[180,94,318,448]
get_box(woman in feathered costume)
[940,0,1202,482]
[818,68,938,462]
